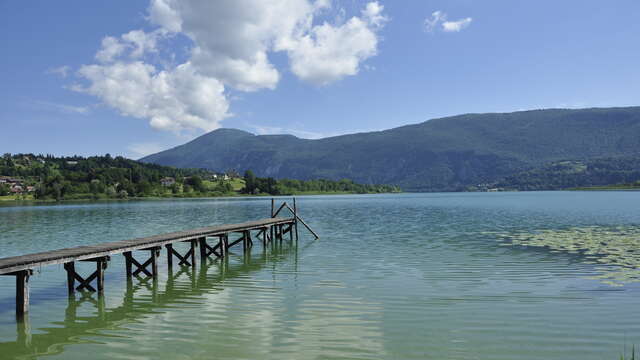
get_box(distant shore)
[0,190,396,204]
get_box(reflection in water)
[1,193,640,359]
[492,225,640,285]
[0,240,299,359]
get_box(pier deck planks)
[0,217,295,275]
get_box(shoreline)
[0,191,400,205]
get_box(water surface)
[0,192,639,359]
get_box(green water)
[0,192,639,359]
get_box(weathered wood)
[15,270,31,318]
[199,237,207,261]
[124,252,133,278]
[64,257,109,292]
[284,203,319,239]
[0,206,314,319]
[199,237,222,260]
[0,217,295,275]
[165,244,173,269]
[293,198,299,241]
[125,247,160,279]
[65,262,75,294]
[273,202,288,218]
[96,258,107,292]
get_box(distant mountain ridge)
[141,107,640,191]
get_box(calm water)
[0,192,639,359]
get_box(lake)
[0,192,639,359]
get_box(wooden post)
[293,197,299,241]
[96,258,107,293]
[242,231,247,252]
[190,239,197,269]
[150,248,160,278]
[199,237,208,261]
[15,270,32,319]
[64,262,75,294]
[218,235,225,258]
[271,198,275,217]
[124,252,133,280]
[166,244,173,269]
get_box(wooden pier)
[0,199,317,319]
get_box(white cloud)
[424,11,472,33]
[95,36,127,63]
[285,2,387,85]
[424,11,446,33]
[46,65,71,78]
[443,18,472,32]
[96,30,163,63]
[75,61,230,132]
[76,0,386,134]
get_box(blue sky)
[1,1,639,159]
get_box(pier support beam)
[124,247,161,279]
[243,230,253,252]
[199,236,225,261]
[293,198,299,242]
[1,270,33,319]
[257,227,270,247]
[166,240,197,268]
[64,256,110,293]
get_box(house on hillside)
[10,184,23,193]
[160,177,176,186]
[0,176,23,185]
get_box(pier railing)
[0,198,317,319]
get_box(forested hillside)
[142,107,640,191]
[0,154,397,201]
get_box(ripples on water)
[0,192,639,359]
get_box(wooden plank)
[0,217,295,275]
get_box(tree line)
[1,154,400,201]
[242,170,400,195]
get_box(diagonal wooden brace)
[124,247,160,279]
[64,256,110,293]
[166,240,197,268]
[199,236,223,260]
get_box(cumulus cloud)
[424,11,472,33]
[76,61,229,132]
[443,18,472,32]
[76,0,387,134]
[285,2,387,85]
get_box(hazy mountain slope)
[141,107,640,191]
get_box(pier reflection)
[0,240,298,358]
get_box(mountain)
[141,107,640,191]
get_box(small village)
[0,176,35,195]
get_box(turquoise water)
[0,192,639,359]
